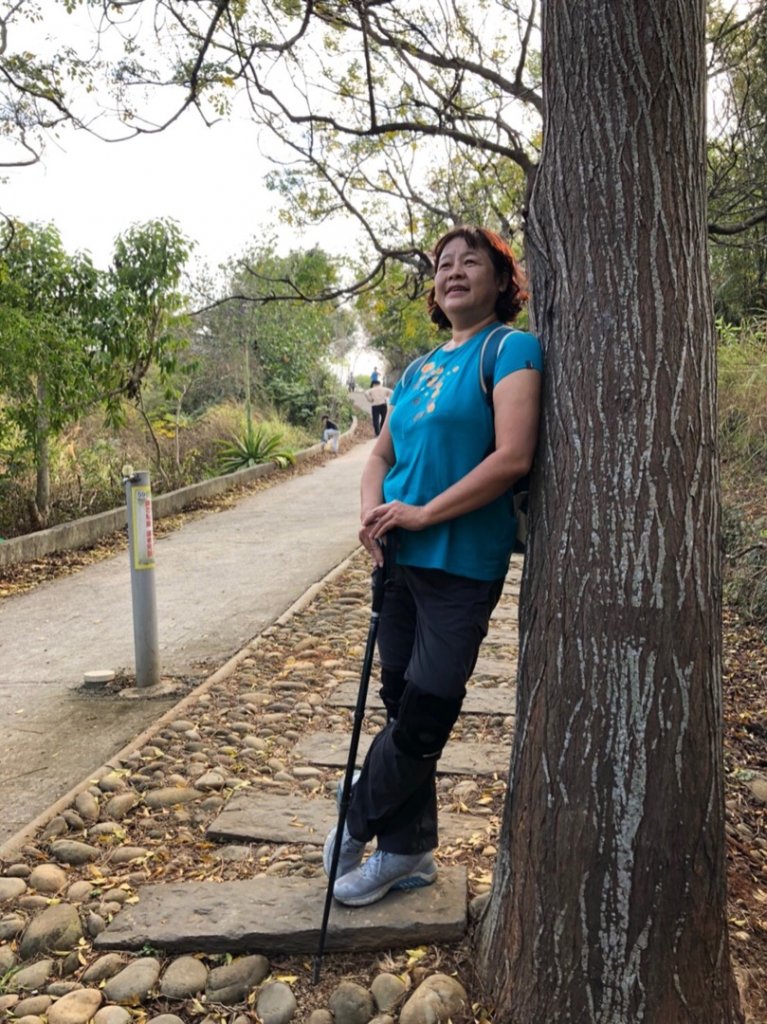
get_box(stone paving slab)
[468,656,515,681]
[207,792,496,846]
[326,681,515,716]
[293,733,510,775]
[94,869,467,954]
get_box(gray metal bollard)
[123,468,160,688]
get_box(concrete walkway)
[0,440,373,845]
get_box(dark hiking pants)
[371,403,387,436]
[345,565,504,854]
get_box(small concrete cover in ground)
[93,869,467,954]
[207,791,495,847]
[292,733,510,776]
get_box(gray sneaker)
[335,770,361,811]
[332,849,437,907]
[322,824,366,879]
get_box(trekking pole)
[312,540,391,984]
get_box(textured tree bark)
[475,2,743,1021]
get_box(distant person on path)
[323,225,542,908]
[369,366,381,386]
[364,381,393,436]
[321,415,340,455]
[347,372,356,392]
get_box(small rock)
[205,954,269,1004]
[88,823,123,837]
[199,796,225,812]
[82,954,127,984]
[370,1016,395,1024]
[0,994,19,1011]
[74,792,100,822]
[7,959,54,992]
[46,988,102,1024]
[194,771,227,791]
[145,1017,185,1024]
[29,864,68,894]
[399,973,468,1024]
[109,846,149,865]
[307,1012,333,1024]
[105,794,138,820]
[93,1009,132,1024]
[144,788,205,809]
[18,896,49,911]
[49,841,99,866]
[60,952,81,978]
[41,817,69,840]
[292,766,321,778]
[86,912,106,937]
[19,903,83,959]
[10,1015,46,1024]
[328,981,375,1024]
[61,810,85,831]
[101,889,129,905]
[0,914,25,940]
[0,944,16,971]
[256,981,298,1024]
[103,957,161,1004]
[371,973,407,1012]
[67,881,94,901]
[98,773,127,793]
[160,956,208,998]
[747,778,767,804]
[0,877,27,901]
[452,780,480,802]
[13,995,53,1017]
[170,719,195,732]
[46,981,83,997]
[5,864,31,878]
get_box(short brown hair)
[426,225,528,329]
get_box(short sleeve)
[494,330,543,386]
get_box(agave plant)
[216,423,296,474]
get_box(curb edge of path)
[0,546,364,864]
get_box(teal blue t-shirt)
[383,322,543,580]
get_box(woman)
[324,225,542,907]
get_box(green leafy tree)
[708,2,767,319]
[100,218,194,478]
[197,243,352,426]
[0,220,105,525]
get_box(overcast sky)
[4,111,365,273]
[2,6,363,274]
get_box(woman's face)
[433,236,503,328]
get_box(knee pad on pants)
[392,684,462,760]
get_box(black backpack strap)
[479,325,515,411]
[479,326,531,553]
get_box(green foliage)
[100,218,194,420]
[718,318,767,473]
[718,316,767,626]
[708,3,767,320]
[215,422,296,473]
[195,241,352,426]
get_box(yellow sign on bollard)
[131,485,155,570]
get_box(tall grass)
[718,318,767,626]
[0,401,315,539]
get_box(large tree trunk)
[476,2,742,1021]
